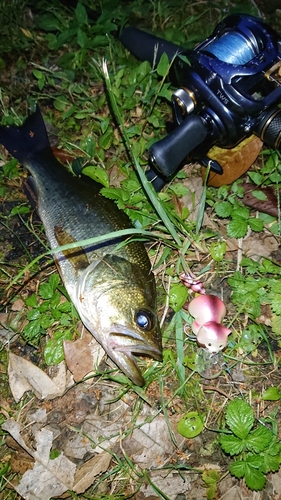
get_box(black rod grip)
[119,27,184,65]
[149,115,208,177]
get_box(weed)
[218,398,281,490]
[22,272,79,364]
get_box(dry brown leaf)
[242,181,279,216]
[63,330,105,381]
[8,353,67,401]
[122,414,184,469]
[134,494,159,500]
[3,419,76,500]
[73,452,112,494]
[10,451,34,474]
[139,470,194,500]
[242,231,278,259]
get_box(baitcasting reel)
[120,14,281,190]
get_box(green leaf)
[35,13,62,31]
[227,218,248,238]
[168,183,189,197]
[75,2,88,25]
[39,275,60,300]
[137,60,151,80]
[50,449,61,460]
[169,283,188,312]
[80,136,96,157]
[26,309,40,321]
[271,281,281,293]
[248,217,264,232]
[77,28,88,48]
[230,461,266,490]
[178,54,191,66]
[245,453,264,468]
[57,301,72,313]
[219,434,245,455]
[10,205,30,216]
[40,315,53,329]
[209,241,226,262]
[261,447,281,473]
[244,467,266,491]
[271,314,281,335]
[246,426,274,453]
[157,52,170,77]
[44,330,73,365]
[53,96,69,111]
[229,460,246,478]
[25,294,37,307]
[49,273,60,292]
[252,190,268,201]
[232,204,250,219]
[98,127,113,150]
[23,318,41,342]
[225,399,254,439]
[248,171,264,185]
[214,201,233,218]
[202,469,220,486]
[82,165,109,188]
[262,386,281,401]
[270,294,281,315]
[258,259,278,274]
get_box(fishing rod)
[120,14,281,190]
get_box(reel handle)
[149,115,208,177]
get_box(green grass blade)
[100,60,182,248]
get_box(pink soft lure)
[188,294,231,353]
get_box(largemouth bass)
[0,106,162,385]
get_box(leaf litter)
[3,361,191,499]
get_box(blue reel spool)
[205,30,259,65]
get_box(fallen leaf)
[3,420,76,500]
[242,182,278,216]
[8,353,67,401]
[140,470,194,500]
[10,450,34,474]
[63,330,105,381]
[2,419,35,456]
[73,452,112,493]
[122,414,184,468]
[11,298,25,312]
[134,493,159,500]
[204,135,263,187]
[242,231,278,259]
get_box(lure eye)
[135,310,154,331]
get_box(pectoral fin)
[54,225,90,271]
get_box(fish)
[0,106,162,386]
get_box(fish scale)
[0,106,162,385]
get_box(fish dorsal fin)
[54,225,90,271]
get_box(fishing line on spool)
[204,30,261,65]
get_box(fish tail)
[0,106,50,164]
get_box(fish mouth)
[108,327,162,386]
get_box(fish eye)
[135,310,154,331]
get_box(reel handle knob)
[149,115,208,177]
